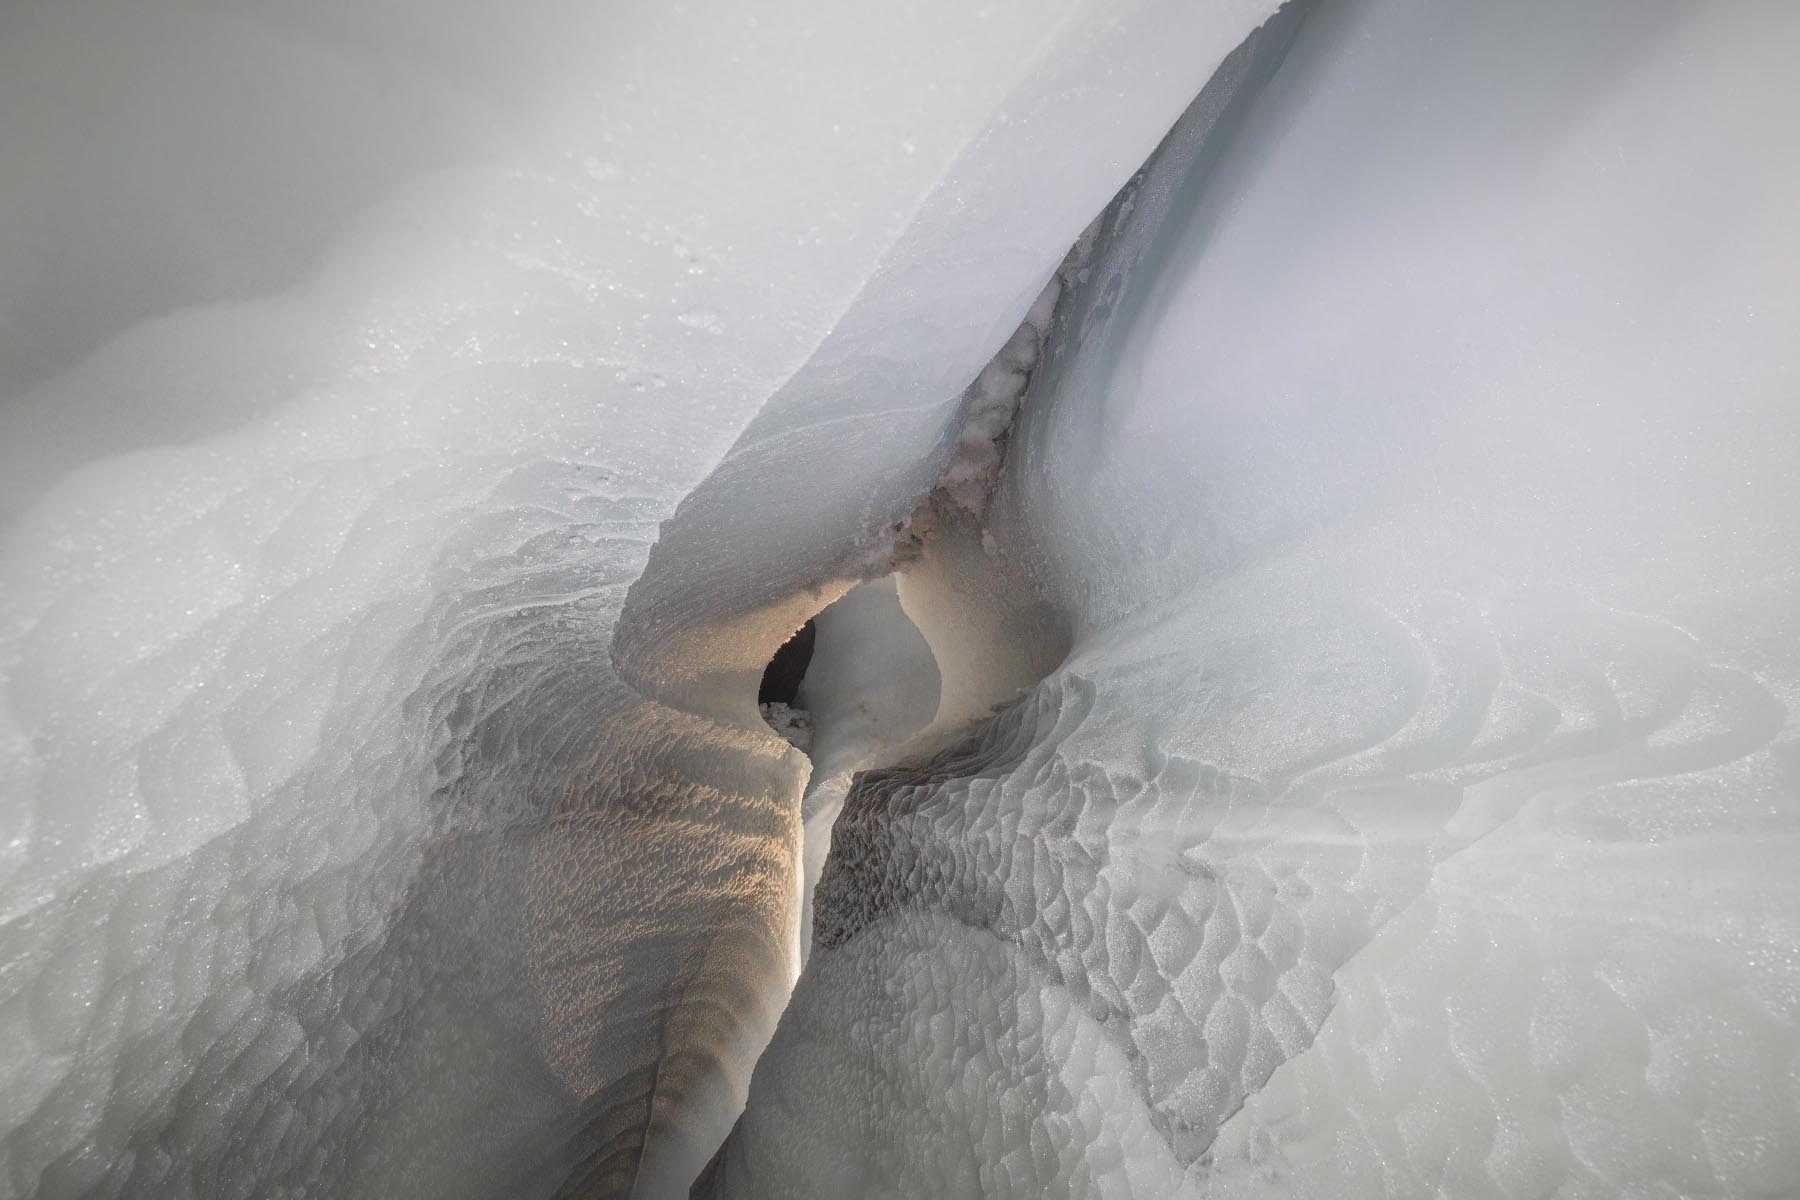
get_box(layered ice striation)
[705,0,1800,1195]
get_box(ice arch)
[1,0,1797,1198]
[706,0,1800,1195]
[0,0,1280,1196]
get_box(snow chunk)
[758,702,814,753]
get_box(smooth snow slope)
[708,0,1800,1195]
[0,1,1286,1197]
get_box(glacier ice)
[3,0,1799,1197]
[0,0,1282,1196]
[705,0,1800,1195]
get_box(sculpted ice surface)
[2,0,1796,1197]
[711,0,1800,1194]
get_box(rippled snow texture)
[707,0,1800,1195]
[0,0,1282,1197]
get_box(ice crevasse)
[2,0,1798,1197]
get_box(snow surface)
[4,0,1799,1195]
[0,0,1285,1196]
[705,0,1800,1195]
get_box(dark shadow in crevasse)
[757,621,816,706]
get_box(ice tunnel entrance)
[757,621,816,707]
[757,621,817,753]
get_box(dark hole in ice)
[758,620,816,705]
